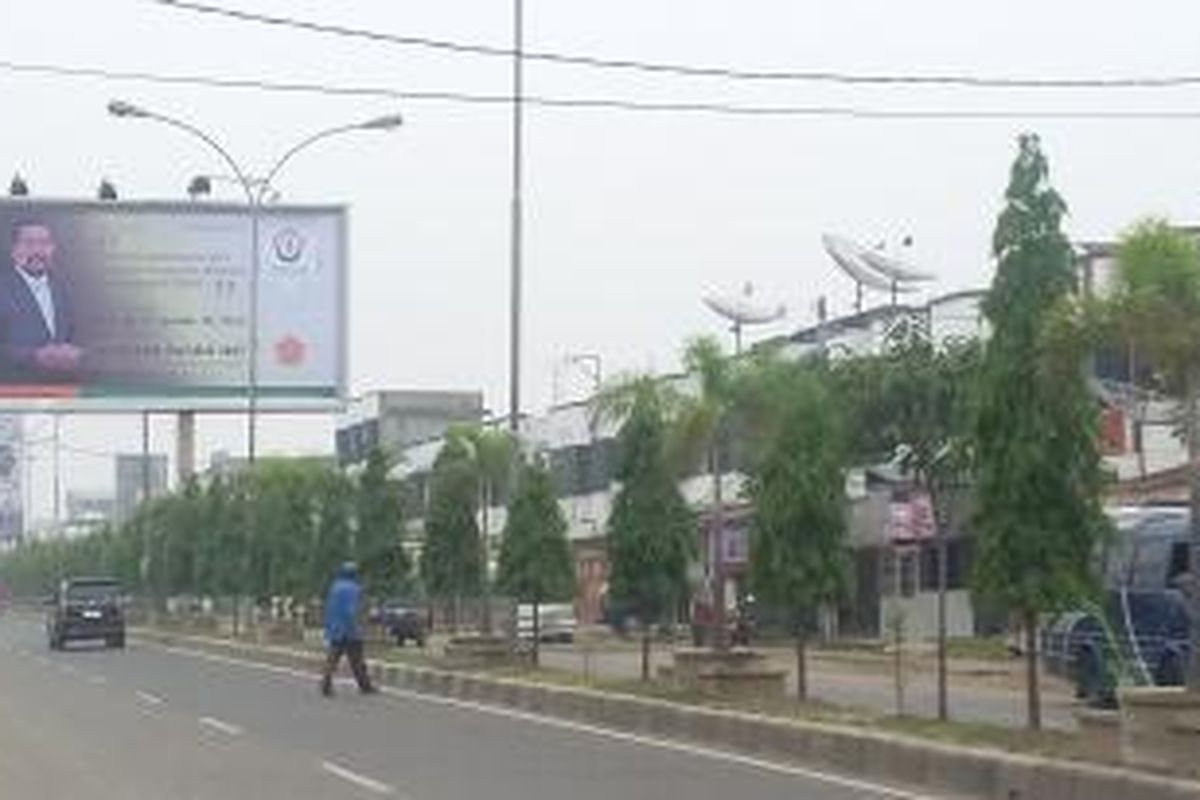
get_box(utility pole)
[52,414,61,537]
[507,0,525,435]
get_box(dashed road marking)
[319,760,395,795]
[87,674,107,686]
[199,716,243,737]
[151,641,931,800]
[136,690,165,707]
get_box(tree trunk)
[795,631,808,702]
[1186,367,1200,691]
[532,600,541,668]
[640,623,652,682]
[936,537,949,721]
[480,484,493,635]
[710,444,728,651]
[931,482,949,722]
[1024,609,1042,731]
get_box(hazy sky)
[6,0,1200,518]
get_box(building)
[336,390,485,467]
[63,490,115,539]
[391,289,992,634]
[114,453,168,525]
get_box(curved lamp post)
[107,100,402,464]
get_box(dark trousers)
[321,637,374,694]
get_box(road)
[539,644,1075,730]
[0,615,937,800]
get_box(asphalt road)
[0,615,939,800]
[540,645,1075,730]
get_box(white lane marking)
[150,641,928,800]
[58,663,77,676]
[136,690,165,707]
[199,716,243,737]
[87,674,107,685]
[320,760,395,795]
[34,655,51,667]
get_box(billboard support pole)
[52,413,60,538]
[176,411,195,487]
[141,412,150,505]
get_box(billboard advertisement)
[0,199,345,411]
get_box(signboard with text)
[0,199,345,411]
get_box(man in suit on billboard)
[0,220,80,382]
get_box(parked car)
[1043,506,1194,707]
[517,603,576,643]
[375,601,427,648]
[46,577,125,650]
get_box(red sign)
[887,491,935,542]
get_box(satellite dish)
[702,282,786,352]
[822,234,899,293]
[703,283,786,326]
[823,233,925,312]
[860,248,935,283]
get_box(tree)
[311,470,354,599]
[356,448,409,601]
[972,133,1107,729]
[595,375,695,679]
[496,460,574,666]
[742,355,848,702]
[459,426,517,634]
[841,325,981,719]
[674,336,742,649]
[420,436,483,630]
[1109,218,1200,688]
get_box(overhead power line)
[154,0,1200,90]
[6,58,1200,120]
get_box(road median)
[131,625,1199,800]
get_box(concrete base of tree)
[1120,687,1200,777]
[670,647,786,702]
[443,633,514,668]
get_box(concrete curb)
[131,627,1200,800]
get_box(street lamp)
[107,100,402,464]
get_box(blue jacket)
[323,573,362,643]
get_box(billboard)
[0,199,345,411]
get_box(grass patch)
[942,637,1015,662]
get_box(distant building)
[114,453,168,525]
[336,390,485,466]
[63,490,114,539]
[0,415,21,546]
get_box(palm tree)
[462,425,517,634]
[674,336,742,650]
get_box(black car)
[375,601,427,648]
[46,577,125,650]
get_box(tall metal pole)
[52,413,60,538]
[141,411,151,504]
[508,0,525,434]
[248,205,260,465]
